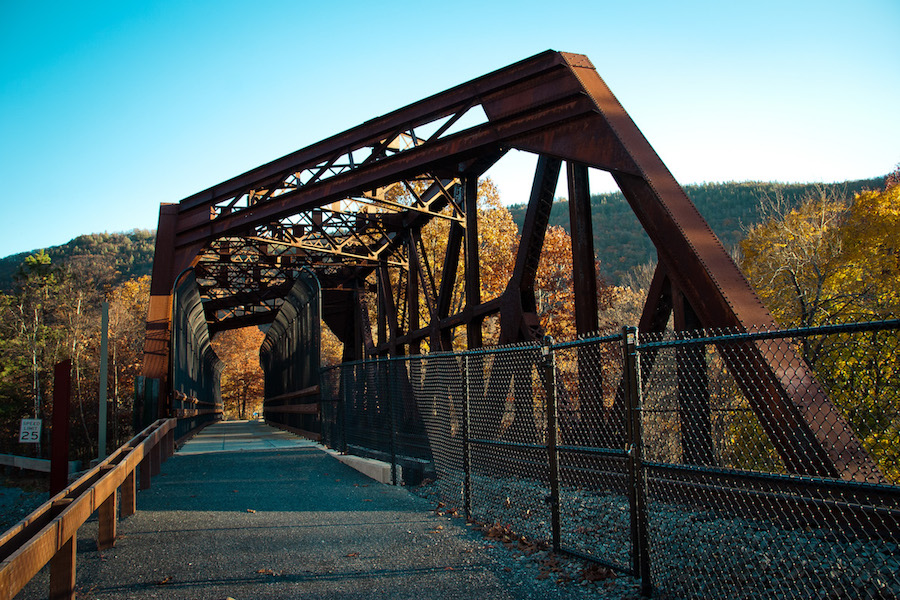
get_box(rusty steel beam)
[567,162,599,335]
[500,155,561,344]
[144,50,879,481]
[463,176,482,349]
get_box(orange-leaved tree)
[212,326,266,420]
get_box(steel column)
[673,289,714,466]
[464,176,482,349]
[500,155,561,344]
[566,162,599,335]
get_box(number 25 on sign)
[19,419,41,443]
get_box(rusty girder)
[144,50,880,481]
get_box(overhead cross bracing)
[193,174,461,334]
[144,50,882,483]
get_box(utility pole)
[98,301,109,459]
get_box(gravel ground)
[0,477,48,531]
[413,468,900,600]
[10,445,644,600]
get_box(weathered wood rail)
[264,384,322,441]
[0,418,176,600]
[173,391,222,419]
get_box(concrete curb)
[321,447,401,485]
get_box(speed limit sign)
[19,419,42,443]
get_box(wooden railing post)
[50,360,72,496]
[164,429,175,460]
[98,495,118,550]
[139,455,151,490]
[121,466,137,518]
[150,439,161,477]
[49,531,76,600]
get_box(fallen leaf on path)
[581,563,615,582]
[346,552,360,558]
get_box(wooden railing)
[264,385,321,441]
[173,391,223,419]
[0,418,176,600]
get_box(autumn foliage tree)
[0,249,153,460]
[212,326,266,420]
[741,178,900,482]
[107,275,151,446]
[741,181,900,328]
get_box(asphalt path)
[16,421,635,599]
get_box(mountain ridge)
[0,178,886,292]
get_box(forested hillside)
[0,230,155,292]
[0,179,886,291]
[508,178,885,284]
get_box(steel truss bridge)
[142,50,880,483]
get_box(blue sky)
[1,0,898,258]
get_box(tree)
[212,327,266,420]
[0,259,153,461]
[740,180,900,483]
[741,187,849,329]
[741,182,900,329]
[14,251,62,423]
[107,275,151,446]
[0,293,32,455]
[56,255,117,455]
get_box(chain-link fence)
[320,320,900,599]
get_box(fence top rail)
[319,331,626,373]
[550,331,623,350]
[319,319,899,372]
[637,318,900,350]
[644,459,900,499]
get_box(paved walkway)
[178,419,319,455]
[16,421,626,599]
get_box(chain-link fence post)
[338,365,346,453]
[342,364,352,453]
[387,359,398,485]
[462,353,472,519]
[542,335,562,552]
[623,326,652,596]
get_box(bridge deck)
[15,421,616,599]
